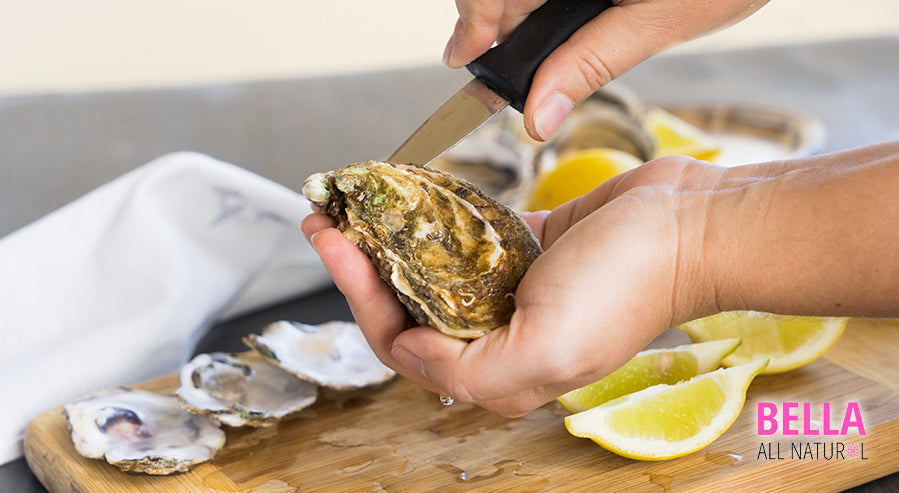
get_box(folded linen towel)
[0,152,331,464]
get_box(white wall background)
[0,0,897,95]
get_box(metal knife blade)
[386,0,614,168]
[387,79,508,167]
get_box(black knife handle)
[466,0,614,112]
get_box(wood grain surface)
[24,318,899,492]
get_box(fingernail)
[442,34,455,66]
[533,91,574,141]
[393,345,427,380]
[309,231,320,248]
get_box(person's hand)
[443,0,770,141]
[301,156,726,417]
[301,141,899,417]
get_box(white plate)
[665,104,825,166]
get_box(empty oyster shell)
[303,161,542,339]
[176,352,318,427]
[244,320,396,389]
[536,86,655,174]
[64,387,225,475]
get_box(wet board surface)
[24,318,899,492]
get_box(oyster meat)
[64,387,225,475]
[304,161,542,339]
[176,352,318,427]
[244,320,396,389]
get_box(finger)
[307,228,410,366]
[496,0,548,40]
[445,0,506,68]
[390,327,466,396]
[391,295,608,416]
[523,3,685,140]
[300,212,336,242]
[391,321,570,417]
[518,210,549,245]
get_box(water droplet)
[704,451,743,466]
[647,473,673,493]
[460,471,468,481]
[439,395,455,406]
[200,470,241,491]
[340,458,375,474]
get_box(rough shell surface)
[430,112,536,210]
[303,161,542,339]
[64,387,225,475]
[176,352,318,427]
[244,320,396,389]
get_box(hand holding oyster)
[304,161,542,339]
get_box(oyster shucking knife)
[388,0,614,167]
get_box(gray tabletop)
[1,37,897,492]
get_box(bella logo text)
[757,402,865,435]
[756,402,868,461]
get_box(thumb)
[524,2,688,141]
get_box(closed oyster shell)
[303,161,542,339]
[64,387,225,475]
[429,110,536,210]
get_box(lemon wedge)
[565,359,768,460]
[557,339,740,413]
[679,311,847,374]
[525,148,643,211]
[644,107,721,162]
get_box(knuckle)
[572,48,615,90]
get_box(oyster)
[430,109,536,210]
[244,320,396,389]
[303,161,542,339]
[64,387,225,475]
[176,352,318,427]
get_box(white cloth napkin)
[0,152,332,464]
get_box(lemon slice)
[679,311,847,374]
[644,107,721,162]
[565,359,768,460]
[525,148,643,211]
[557,339,740,413]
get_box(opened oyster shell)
[244,320,396,389]
[176,352,318,427]
[64,387,225,475]
[303,161,542,339]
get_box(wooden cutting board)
[24,318,899,492]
